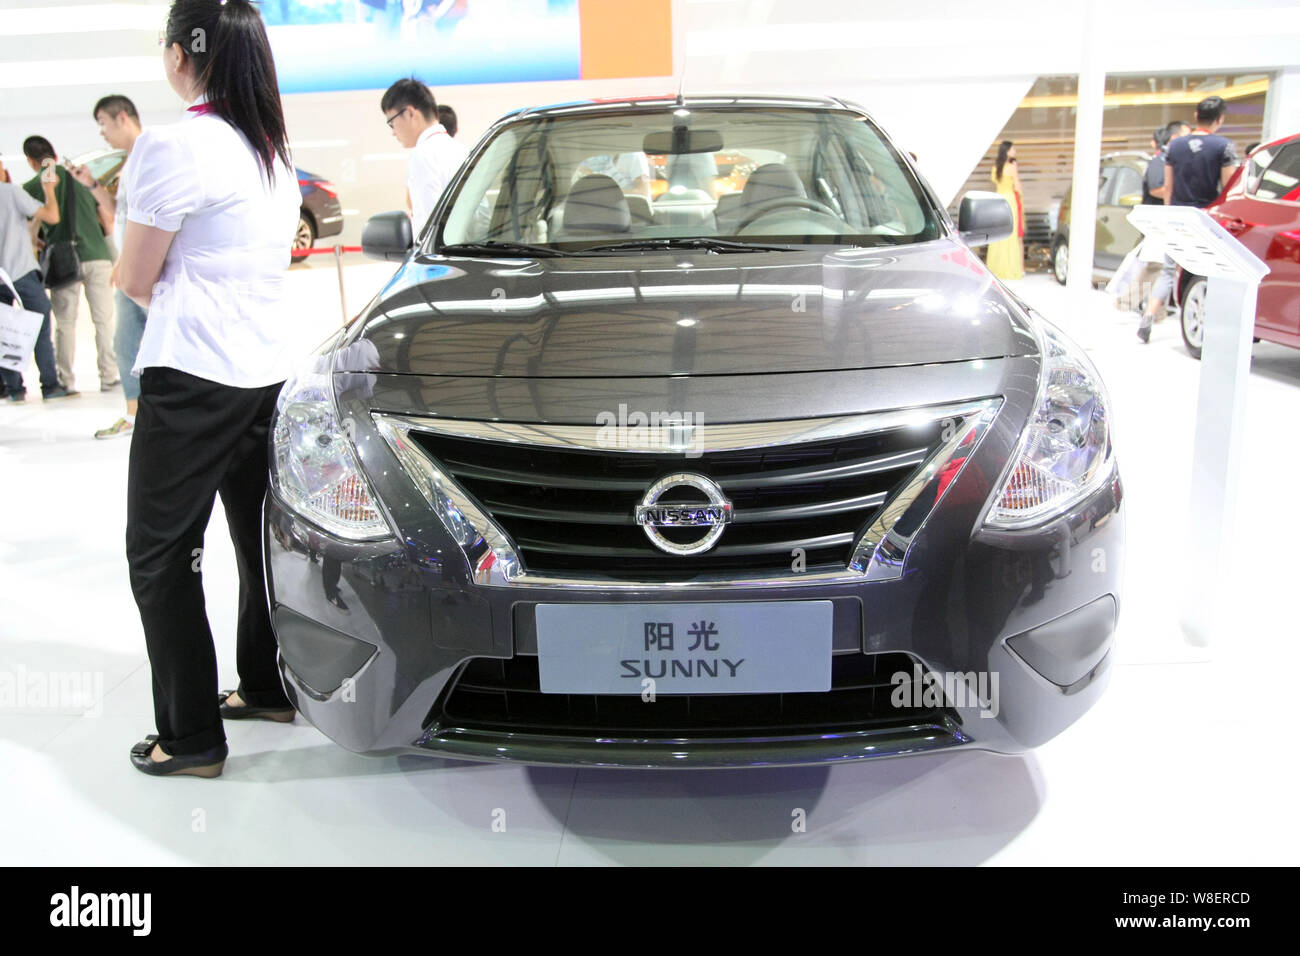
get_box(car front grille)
[408,421,945,581]
[431,651,957,737]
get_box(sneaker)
[95,417,133,439]
[6,391,27,403]
[100,379,120,391]
[43,387,76,400]
[1136,315,1153,344]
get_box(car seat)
[719,163,807,231]
[552,174,632,239]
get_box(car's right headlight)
[984,319,1115,528]
[270,361,391,541]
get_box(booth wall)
[2,0,1299,244]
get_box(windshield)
[433,106,941,253]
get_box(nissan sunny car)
[264,94,1123,768]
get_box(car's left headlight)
[270,362,391,541]
[984,319,1115,528]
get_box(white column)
[1262,67,1300,144]
[1066,1,1105,311]
[1180,278,1257,647]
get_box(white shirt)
[123,103,301,388]
[575,153,651,191]
[0,182,42,280]
[408,122,468,236]
[113,152,131,250]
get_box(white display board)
[1125,206,1270,283]
[1126,206,1269,647]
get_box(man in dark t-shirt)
[1138,98,1240,343]
[1143,120,1190,205]
[1166,99,1239,207]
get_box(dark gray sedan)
[264,94,1123,768]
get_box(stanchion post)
[333,244,348,326]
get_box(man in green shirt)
[22,135,117,393]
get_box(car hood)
[355,238,1038,377]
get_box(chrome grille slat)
[716,447,929,489]
[437,444,930,492]
[482,501,630,525]
[737,492,888,523]
[483,491,888,526]
[516,531,856,559]
[709,532,858,558]
[438,460,651,491]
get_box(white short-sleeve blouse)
[124,102,302,388]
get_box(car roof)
[501,92,853,121]
[1253,131,1300,154]
[1101,151,1151,163]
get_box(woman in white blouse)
[120,0,301,777]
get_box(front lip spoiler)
[409,720,972,769]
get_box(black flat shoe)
[130,735,227,777]
[218,690,295,722]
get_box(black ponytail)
[994,140,1013,182]
[165,0,291,182]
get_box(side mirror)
[361,211,413,261]
[957,190,1014,247]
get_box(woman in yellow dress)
[986,140,1025,280]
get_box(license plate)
[535,601,833,695]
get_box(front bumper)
[264,461,1123,768]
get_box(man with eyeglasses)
[380,77,468,236]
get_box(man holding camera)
[21,135,116,392]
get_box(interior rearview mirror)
[642,129,725,155]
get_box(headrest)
[741,163,806,207]
[562,174,631,233]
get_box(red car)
[1174,132,1300,357]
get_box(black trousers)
[126,366,290,756]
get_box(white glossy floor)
[2,262,1297,866]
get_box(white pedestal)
[1181,278,1257,647]
[1124,206,1269,648]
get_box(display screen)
[264,0,583,94]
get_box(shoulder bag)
[39,170,81,290]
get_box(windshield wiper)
[436,241,571,258]
[580,237,797,254]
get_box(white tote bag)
[1104,245,1144,299]
[0,268,45,373]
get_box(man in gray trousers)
[21,135,117,392]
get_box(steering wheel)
[734,195,841,231]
